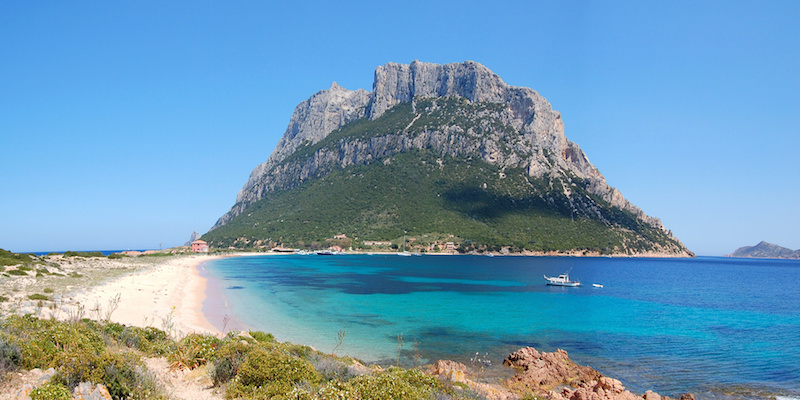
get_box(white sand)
[67,254,226,337]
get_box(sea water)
[202,255,800,399]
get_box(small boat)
[316,250,334,255]
[544,272,581,287]
[592,283,604,288]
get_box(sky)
[1,1,798,256]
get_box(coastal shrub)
[310,355,354,382]
[63,251,104,258]
[119,326,171,355]
[182,333,220,361]
[102,322,126,341]
[1,316,106,370]
[0,295,8,302]
[282,342,315,359]
[168,333,219,371]
[225,347,322,399]
[107,253,126,259]
[249,330,275,343]
[29,382,72,400]
[0,249,34,266]
[211,338,257,386]
[0,336,22,373]
[7,269,28,276]
[345,368,442,400]
[318,381,357,400]
[43,288,54,294]
[28,294,50,301]
[56,351,164,400]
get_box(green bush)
[226,347,321,399]
[2,315,106,370]
[0,248,34,266]
[0,337,22,373]
[119,326,171,355]
[168,333,220,370]
[249,331,275,343]
[107,253,127,259]
[345,368,441,400]
[29,382,72,400]
[63,251,104,258]
[27,294,49,301]
[56,352,165,400]
[7,269,28,276]
[211,338,254,386]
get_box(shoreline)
[64,254,236,337]
[197,257,253,335]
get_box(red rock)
[503,347,675,400]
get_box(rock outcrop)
[503,347,694,400]
[214,61,669,233]
[427,360,514,400]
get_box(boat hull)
[546,281,581,287]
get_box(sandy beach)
[65,254,239,337]
[0,252,245,338]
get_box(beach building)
[191,239,209,253]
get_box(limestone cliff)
[217,61,659,228]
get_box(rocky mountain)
[206,61,692,256]
[183,231,202,246]
[727,241,800,259]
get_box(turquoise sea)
[201,254,800,399]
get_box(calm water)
[203,254,800,399]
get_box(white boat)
[544,273,581,287]
[592,283,604,288]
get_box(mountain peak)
[207,61,691,256]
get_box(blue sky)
[1,1,798,255]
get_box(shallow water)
[203,254,800,399]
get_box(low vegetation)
[0,248,36,266]
[205,149,682,255]
[0,315,487,400]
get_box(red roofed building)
[191,239,209,253]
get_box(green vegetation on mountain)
[204,146,682,254]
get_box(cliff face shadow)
[441,186,565,221]
[441,184,645,233]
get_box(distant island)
[204,61,693,257]
[726,241,800,259]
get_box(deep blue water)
[203,255,800,399]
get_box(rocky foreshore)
[428,347,695,400]
[502,347,694,400]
